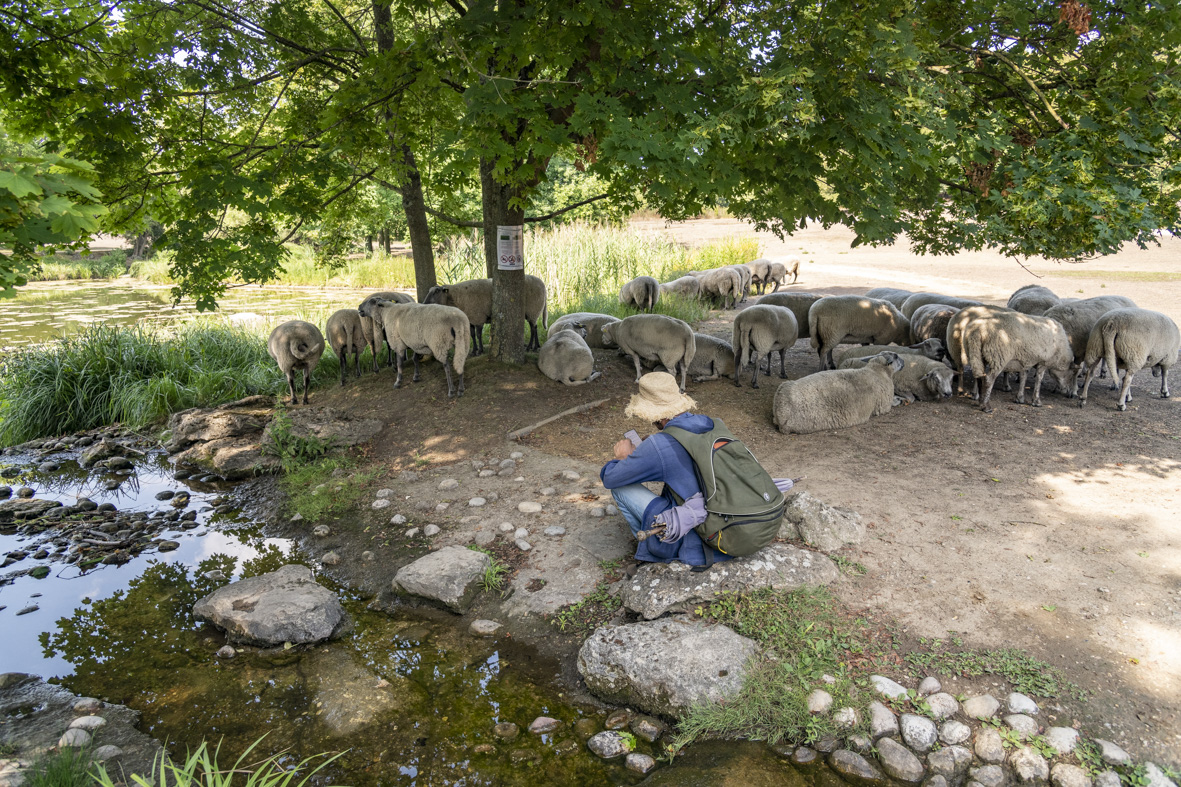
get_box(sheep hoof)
[1077,399,1086,408]
[1118,403,1127,411]
[1162,392,1171,399]
[1032,400,1042,408]
[980,406,993,414]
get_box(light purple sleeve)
[652,493,707,542]
[774,478,795,494]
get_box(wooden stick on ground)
[507,398,611,441]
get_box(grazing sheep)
[960,310,1075,411]
[757,292,825,338]
[910,303,959,344]
[900,293,984,319]
[660,275,703,300]
[839,353,955,402]
[1007,284,1061,316]
[1044,295,1139,368]
[601,314,696,392]
[267,320,325,405]
[359,291,414,369]
[772,352,904,434]
[688,334,736,381]
[620,275,661,312]
[1078,308,1180,410]
[423,275,548,354]
[732,304,800,388]
[538,324,601,386]
[833,338,948,366]
[325,309,366,386]
[550,312,621,348]
[745,259,773,294]
[864,287,914,310]
[698,267,742,309]
[373,300,470,398]
[766,258,800,290]
[944,304,1012,395]
[808,295,911,371]
[726,264,754,302]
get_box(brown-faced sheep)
[268,320,325,405]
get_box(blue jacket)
[599,412,732,566]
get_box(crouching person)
[601,372,794,570]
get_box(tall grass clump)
[23,746,96,787]
[32,250,129,282]
[129,252,175,284]
[0,322,341,446]
[92,737,342,787]
[130,246,416,290]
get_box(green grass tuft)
[279,458,379,521]
[904,641,1088,700]
[92,736,342,787]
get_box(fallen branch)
[508,398,611,441]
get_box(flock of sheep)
[265,257,1179,437]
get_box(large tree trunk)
[482,158,527,364]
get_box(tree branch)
[946,44,1071,130]
[322,0,369,54]
[524,193,611,222]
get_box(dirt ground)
[315,219,1181,765]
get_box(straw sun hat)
[624,372,697,423]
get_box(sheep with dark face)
[371,300,471,398]
[358,291,414,369]
[538,324,601,386]
[1078,307,1180,410]
[808,295,911,371]
[325,309,366,385]
[268,320,325,405]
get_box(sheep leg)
[1077,363,1099,407]
[631,354,644,383]
[441,358,455,398]
[1014,369,1028,404]
[779,348,788,379]
[393,351,404,389]
[412,353,422,383]
[1116,367,1136,411]
[979,373,998,413]
[1160,366,1171,398]
[286,370,298,405]
[355,350,362,379]
[302,366,311,405]
[338,349,347,387]
[528,320,539,351]
[469,324,481,356]
[1001,371,1012,392]
[678,359,688,393]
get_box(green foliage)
[0,149,108,297]
[24,746,96,787]
[830,555,868,576]
[468,546,510,593]
[904,641,1087,700]
[32,249,128,281]
[550,583,622,634]
[262,405,335,471]
[0,322,340,447]
[677,588,883,748]
[91,737,342,787]
[279,459,378,523]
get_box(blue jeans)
[610,483,660,537]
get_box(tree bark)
[366,234,374,254]
[482,158,527,364]
[382,225,392,255]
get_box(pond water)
[1,280,384,350]
[0,446,816,786]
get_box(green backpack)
[663,418,785,560]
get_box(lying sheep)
[549,312,620,348]
[833,338,948,366]
[758,292,824,338]
[1008,284,1061,316]
[808,295,911,371]
[359,291,414,369]
[601,314,696,392]
[620,276,660,312]
[839,353,954,402]
[660,275,702,300]
[732,304,800,388]
[745,259,773,294]
[910,303,959,344]
[864,287,914,310]
[423,275,548,354]
[960,310,1075,411]
[698,267,742,309]
[900,292,984,319]
[1044,295,1139,369]
[325,309,366,386]
[267,320,325,405]
[1078,307,1180,410]
[688,334,736,381]
[538,324,601,386]
[373,300,470,398]
[766,258,800,290]
[773,352,903,434]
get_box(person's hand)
[613,438,636,461]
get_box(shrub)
[91,737,341,787]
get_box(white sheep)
[772,352,904,434]
[726,264,754,302]
[538,324,601,386]
[358,291,414,370]
[1044,295,1138,368]
[833,338,948,366]
[423,275,548,354]
[900,293,984,319]
[864,287,914,309]
[909,303,959,344]
[960,310,1075,411]
[757,292,825,338]
[944,304,1012,395]
[839,353,955,402]
[549,312,620,348]
[745,259,773,294]
[620,276,660,312]
[688,334,736,381]
[766,258,800,290]
[1078,307,1180,410]
[808,295,911,371]
[732,304,800,388]
[601,314,696,393]
[697,267,742,309]
[325,309,366,386]
[659,275,703,300]
[373,300,470,398]
[267,320,325,405]
[1007,284,1062,316]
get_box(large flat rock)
[193,564,345,645]
[777,491,866,552]
[0,498,62,522]
[393,545,491,613]
[577,617,757,718]
[620,543,840,619]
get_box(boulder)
[876,737,925,784]
[0,498,62,522]
[78,438,128,468]
[193,564,345,645]
[620,543,839,619]
[577,617,757,718]
[830,750,887,786]
[393,546,490,613]
[777,491,866,551]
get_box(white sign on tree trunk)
[497,225,524,271]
